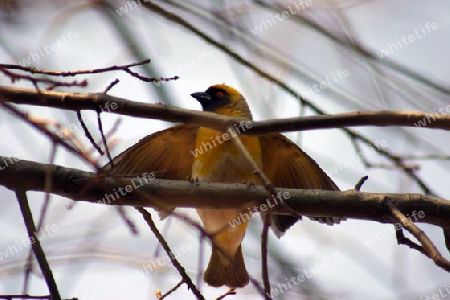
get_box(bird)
[102,84,342,288]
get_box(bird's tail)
[204,244,249,288]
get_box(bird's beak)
[191,92,212,104]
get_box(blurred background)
[0,0,449,299]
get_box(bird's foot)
[187,175,200,187]
[241,180,255,188]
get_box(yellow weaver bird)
[103,84,342,288]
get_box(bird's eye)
[216,91,224,98]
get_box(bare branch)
[103,78,120,94]
[96,110,114,165]
[0,100,98,167]
[15,189,61,300]
[0,67,87,89]
[0,60,152,77]
[444,229,450,253]
[156,279,185,300]
[387,201,450,272]
[23,145,57,294]
[216,288,236,300]
[395,229,428,257]
[226,126,274,297]
[0,295,51,299]
[1,157,450,228]
[136,208,204,300]
[76,110,104,156]
[354,176,369,191]
[2,86,450,132]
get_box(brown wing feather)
[102,124,197,179]
[101,124,198,218]
[259,133,342,237]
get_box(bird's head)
[191,84,253,120]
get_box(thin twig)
[137,205,266,297]
[116,207,139,235]
[368,163,419,171]
[23,145,58,294]
[157,279,185,300]
[215,288,236,300]
[0,60,177,89]
[0,101,98,168]
[97,111,114,166]
[226,126,275,299]
[259,1,450,95]
[0,60,151,77]
[154,217,173,258]
[135,207,205,300]
[103,79,120,94]
[1,60,179,84]
[395,229,429,257]
[443,229,450,254]
[0,66,87,89]
[163,211,268,296]
[196,231,204,289]
[387,201,450,272]
[0,296,77,300]
[354,176,368,191]
[15,189,61,300]
[77,110,104,155]
[396,154,450,161]
[0,295,51,299]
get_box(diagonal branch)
[395,229,429,257]
[135,207,204,300]
[15,189,61,300]
[387,201,450,272]
[226,126,274,298]
[156,279,185,300]
[0,100,98,167]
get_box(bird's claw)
[241,180,255,188]
[187,175,200,186]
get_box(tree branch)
[227,126,274,298]
[1,86,450,133]
[387,202,450,271]
[15,189,61,300]
[395,229,428,257]
[1,157,449,228]
[136,208,204,300]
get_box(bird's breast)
[192,127,262,183]
[193,127,261,240]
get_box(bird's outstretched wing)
[101,124,198,218]
[259,133,343,238]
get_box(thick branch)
[1,157,449,228]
